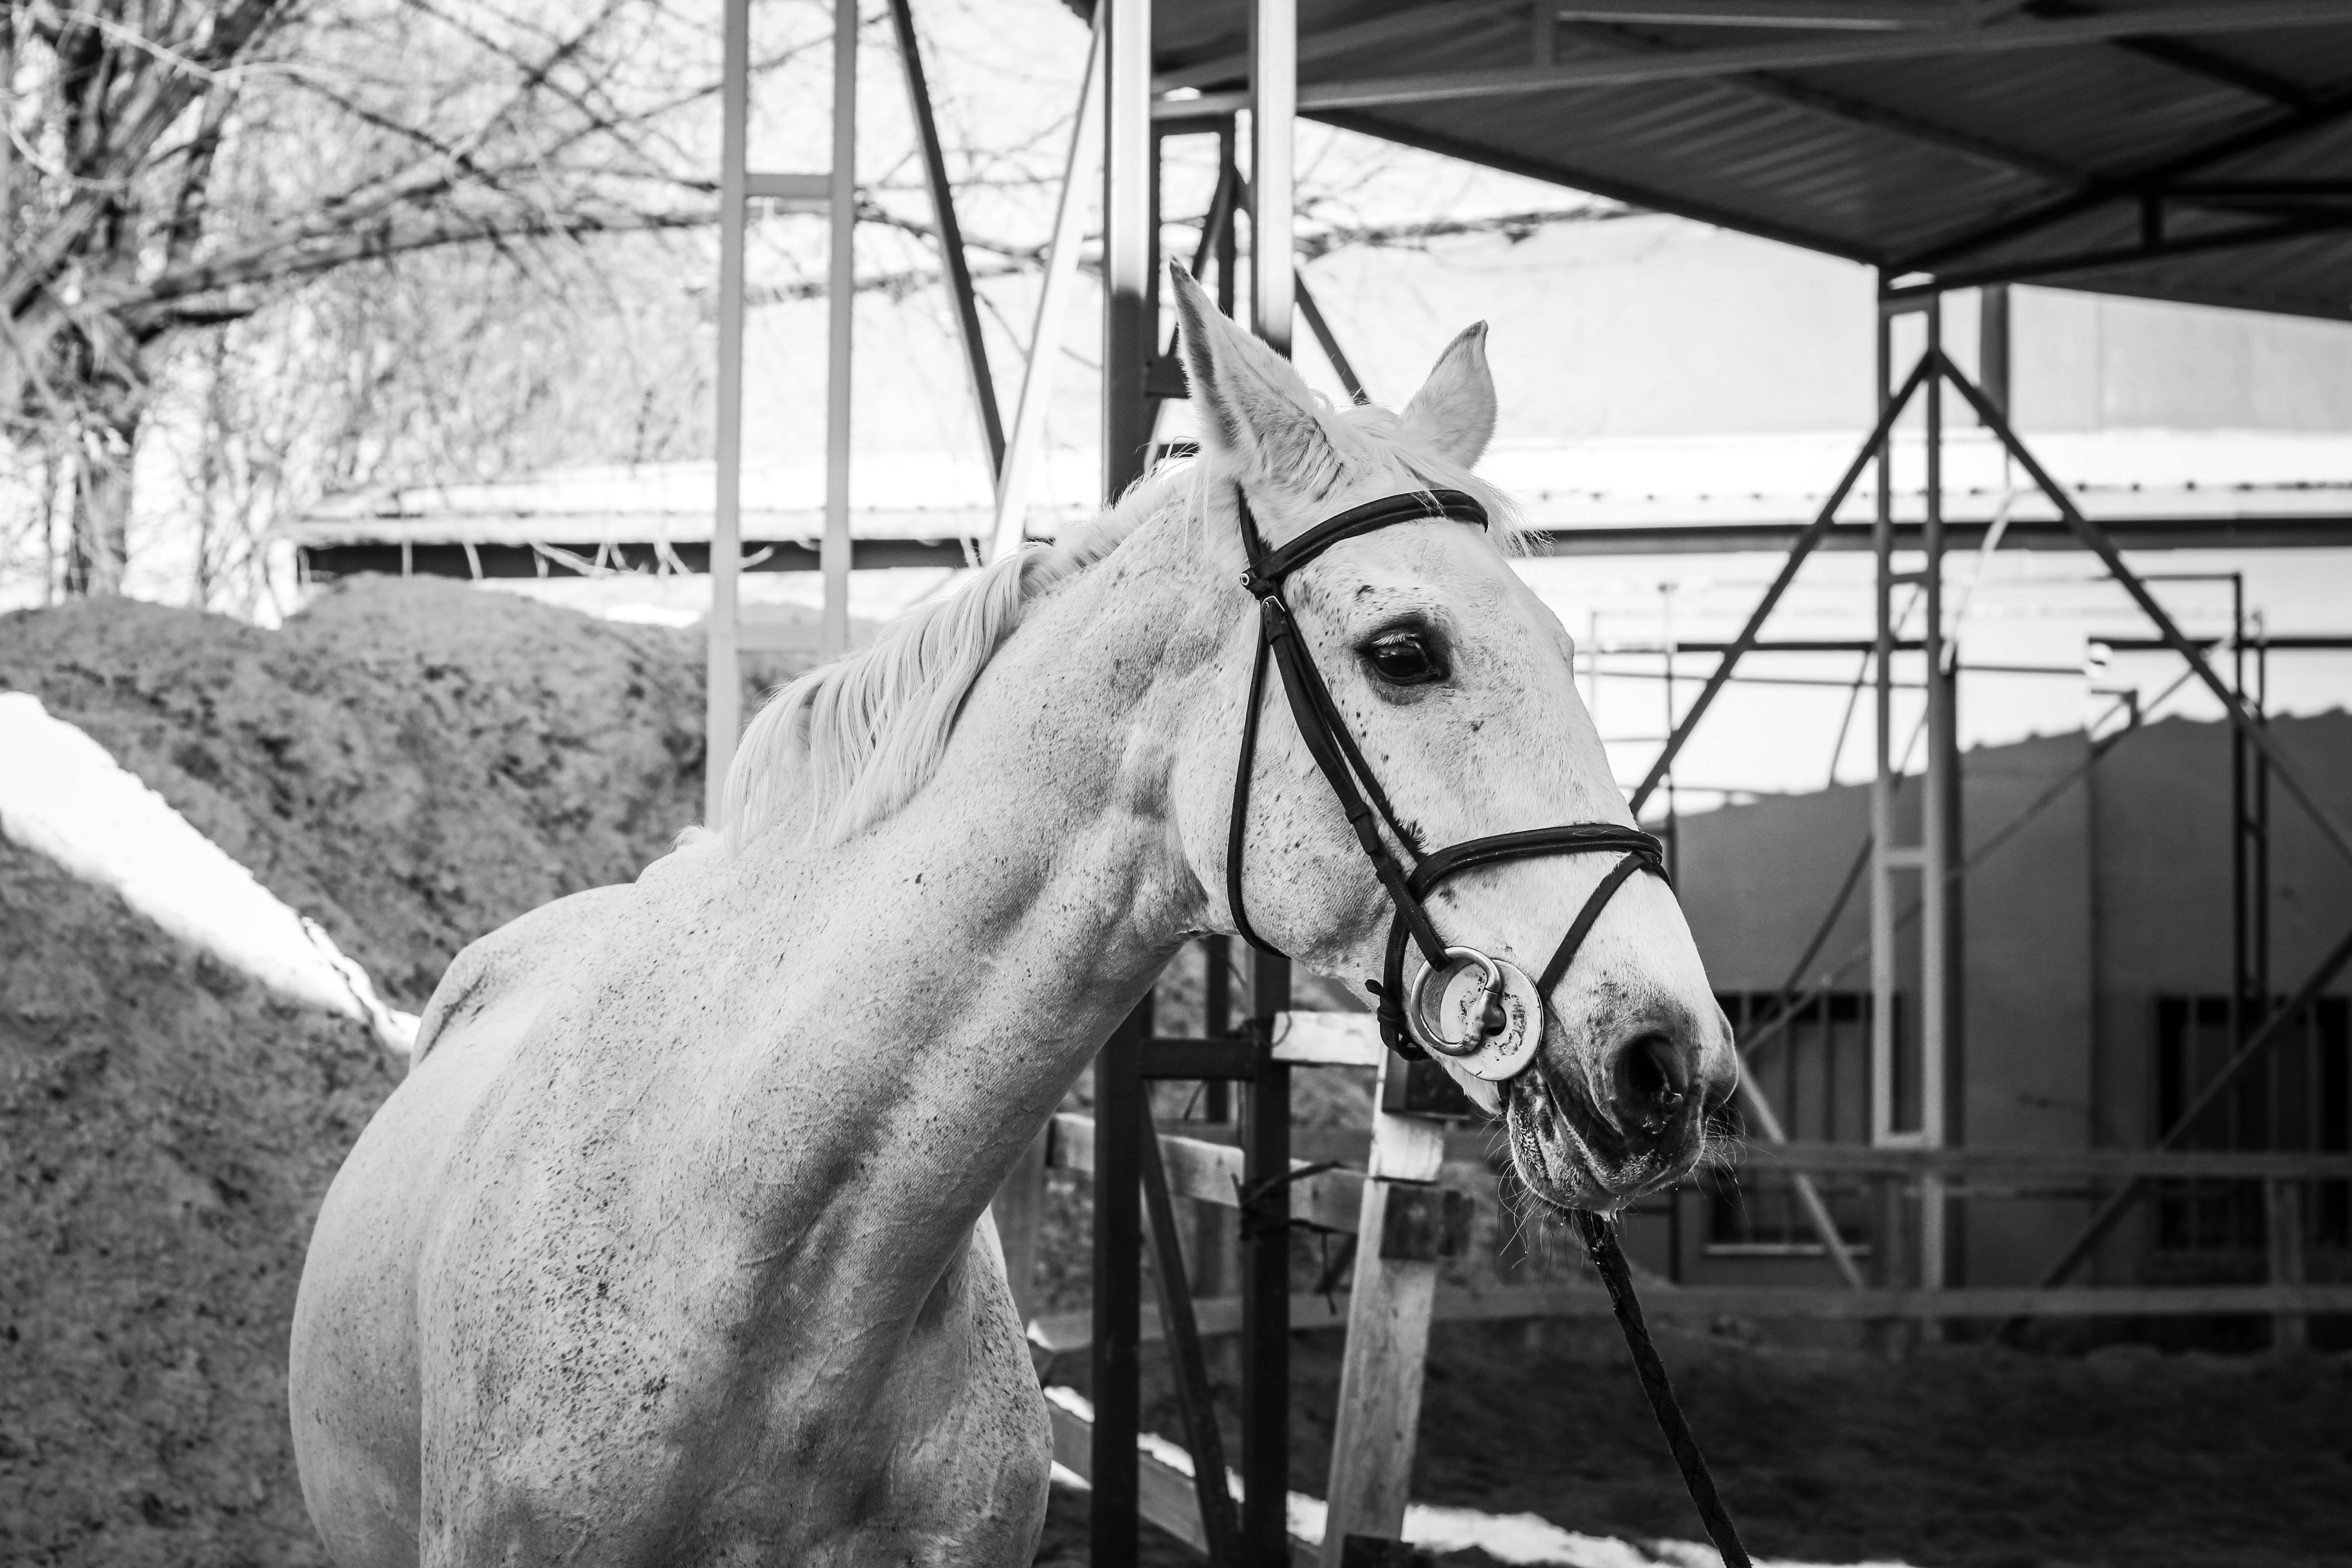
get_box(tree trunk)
[63,330,147,597]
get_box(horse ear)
[1168,262,1342,499]
[1401,323,1497,468]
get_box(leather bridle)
[1222,482,1671,1076]
[1216,480,1753,1568]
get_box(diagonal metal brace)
[1628,354,1934,816]
[1936,350,2352,871]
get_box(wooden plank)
[1050,1112,1364,1233]
[2268,1179,2309,1352]
[1045,1389,1212,1554]
[1322,1053,1451,1565]
[1430,1283,2352,1322]
[1745,1141,2352,1180]
[1272,1010,1385,1067]
[1031,1282,2352,1351]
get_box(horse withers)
[289,265,1738,1568]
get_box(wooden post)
[2266,1178,2307,1353]
[1321,1054,1466,1566]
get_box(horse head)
[1164,265,1738,1213]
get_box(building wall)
[1661,710,2352,1290]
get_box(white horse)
[289,267,1738,1568]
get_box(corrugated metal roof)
[1148,0,2352,321]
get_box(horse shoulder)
[409,881,648,1068]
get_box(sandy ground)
[1041,1318,2352,1568]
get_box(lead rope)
[1575,1210,1754,1568]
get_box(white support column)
[1249,0,1294,353]
[1101,0,1152,497]
[822,0,858,658]
[990,15,1102,564]
[1869,299,1899,1152]
[706,0,750,824]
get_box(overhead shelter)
[1066,6,2352,1568]
[1143,0,2352,320]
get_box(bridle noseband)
[1222,483,1670,1076]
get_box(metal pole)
[1090,1003,1147,1568]
[1216,120,1240,317]
[706,0,750,823]
[1242,948,1292,1568]
[989,13,1101,563]
[1977,284,2010,419]
[888,0,1004,477]
[821,0,858,658]
[1869,295,1899,1153]
[2233,573,2249,1061]
[1250,0,1295,355]
[1103,0,1152,495]
[1920,296,1950,1301]
[1093,5,1153,1563]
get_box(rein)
[1220,482,1752,1568]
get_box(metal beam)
[709,0,751,822]
[991,11,1102,562]
[2109,34,2314,108]
[1885,211,2352,295]
[1165,3,2352,116]
[822,0,857,658]
[1524,515,2352,554]
[1104,0,1154,496]
[1625,354,1932,816]
[1896,87,2352,272]
[889,0,1004,478]
[1252,0,1297,355]
[1937,350,2352,871]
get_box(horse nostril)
[1612,1031,1691,1138]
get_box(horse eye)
[1363,627,1446,685]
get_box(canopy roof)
[1147,0,2352,321]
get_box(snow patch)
[0,692,417,1054]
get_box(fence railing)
[1030,1109,2352,1355]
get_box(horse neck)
[721,503,1231,1286]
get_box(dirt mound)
[0,578,762,1566]
[0,578,718,1007]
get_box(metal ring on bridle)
[1406,946,1506,1058]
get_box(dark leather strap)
[1405,825,1666,898]
[1244,488,1487,590]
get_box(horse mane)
[718,401,1522,854]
